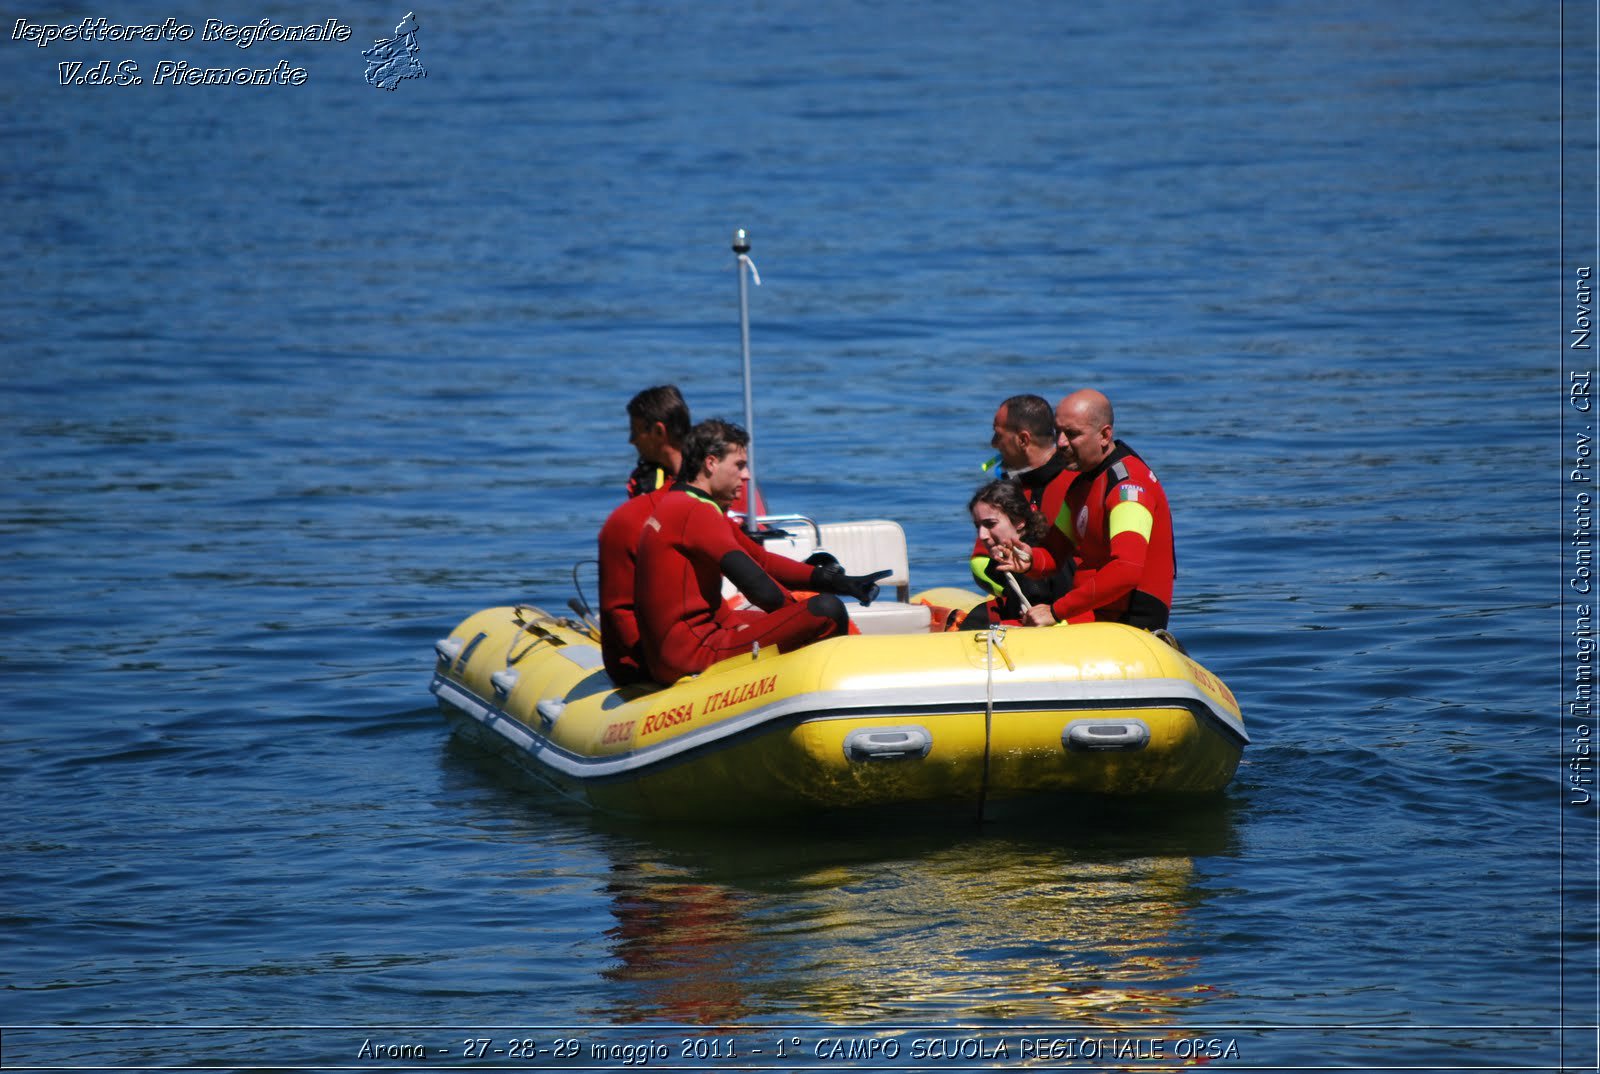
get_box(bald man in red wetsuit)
[634,419,889,685]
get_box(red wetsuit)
[969,453,1073,593]
[635,487,842,685]
[1034,441,1174,630]
[598,484,674,684]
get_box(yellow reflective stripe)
[1108,500,1154,542]
[970,555,1004,595]
[1052,501,1077,544]
[684,487,726,518]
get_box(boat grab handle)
[1062,718,1151,752]
[843,726,932,762]
[490,668,520,700]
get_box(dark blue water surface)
[3,2,1591,1070]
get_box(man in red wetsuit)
[998,389,1175,631]
[601,388,763,683]
[623,383,763,517]
[970,394,1073,593]
[599,386,691,683]
[598,482,674,683]
[623,385,688,499]
[634,419,889,685]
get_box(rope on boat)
[977,630,992,821]
[1003,571,1032,612]
[508,604,563,664]
[568,560,601,638]
[976,626,1010,821]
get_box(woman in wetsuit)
[960,479,1073,631]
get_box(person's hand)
[990,540,1033,574]
[839,568,892,606]
[1021,602,1057,627]
[811,564,893,606]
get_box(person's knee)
[805,592,849,636]
[959,601,993,631]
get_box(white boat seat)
[722,517,914,604]
[845,599,932,635]
[816,519,912,603]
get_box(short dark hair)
[1000,394,1054,443]
[627,385,690,444]
[680,418,749,481]
[968,479,1050,545]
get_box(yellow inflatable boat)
[429,523,1246,820]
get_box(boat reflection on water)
[581,800,1240,1027]
[596,865,764,1024]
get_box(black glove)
[810,563,893,607]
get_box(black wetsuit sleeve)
[720,550,787,612]
[982,558,1071,620]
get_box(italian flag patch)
[1119,484,1144,502]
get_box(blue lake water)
[2,1,1593,1070]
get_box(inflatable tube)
[430,598,1246,820]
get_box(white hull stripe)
[431,673,1247,784]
